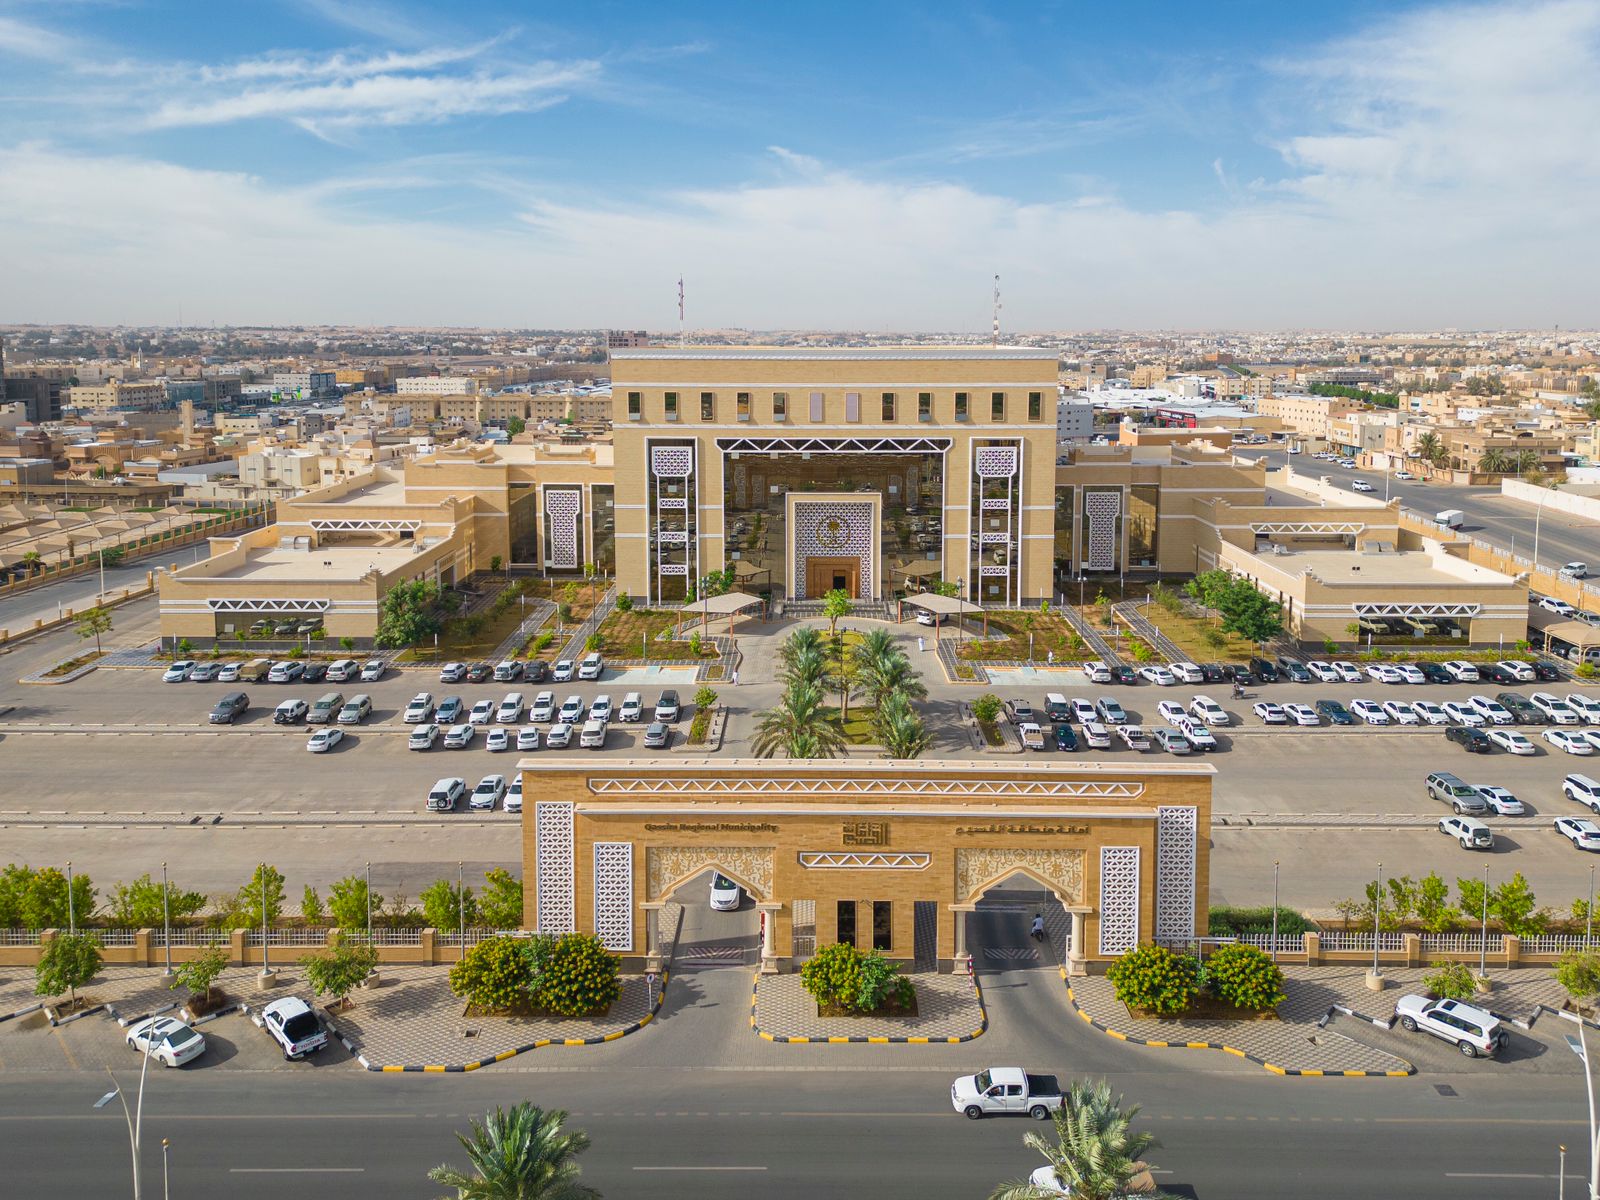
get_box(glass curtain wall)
[591,484,615,574]
[1127,484,1159,570]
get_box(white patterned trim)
[588,776,1145,798]
[716,435,950,454]
[797,852,931,870]
[205,597,331,613]
[791,498,875,599]
[534,801,575,933]
[975,446,1018,477]
[1352,602,1483,617]
[544,489,581,571]
[651,447,694,477]
[1085,491,1120,572]
[593,842,634,951]
[1154,806,1197,943]
[308,518,421,534]
[1098,846,1140,956]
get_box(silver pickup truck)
[950,1067,1064,1119]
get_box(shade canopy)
[682,591,766,617]
[901,593,983,615]
[895,558,945,579]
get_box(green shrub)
[533,631,554,651]
[615,592,633,612]
[300,885,325,926]
[693,686,719,711]
[584,632,602,653]
[36,931,102,1006]
[799,942,907,1013]
[1557,949,1600,1004]
[1106,945,1199,1015]
[449,935,536,1011]
[688,710,712,743]
[1422,961,1477,1001]
[1204,944,1286,1010]
[1206,906,1312,937]
[536,932,620,1017]
[305,933,380,1011]
[971,693,1002,725]
[170,944,228,1006]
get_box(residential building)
[396,376,478,396]
[66,381,168,412]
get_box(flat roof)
[1267,548,1517,585]
[608,346,1058,362]
[513,756,1215,777]
[313,476,409,506]
[205,543,424,582]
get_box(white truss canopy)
[716,435,950,455]
[1352,601,1482,617]
[588,776,1145,799]
[1250,522,1364,536]
[798,852,931,870]
[205,597,331,613]
[309,519,421,533]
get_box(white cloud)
[0,15,78,61]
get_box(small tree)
[822,588,853,637]
[300,885,325,925]
[236,864,285,928]
[584,632,602,653]
[615,591,633,613]
[693,685,719,712]
[1106,945,1199,1015]
[477,868,524,930]
[1416,872,1461,933]
[1422,961,1477,1001]
[971,693,1002,725]
[304,933,380,1011]
[37,932,102,1008]
[489,555,503,574]
[75,606,113,655]
[1490,872,1546,937]
[106,873,205,927]
[339,636,355,652]
[327,875,381,931]
[1205,944,1285,1010]
[422,877,477,933]
[1557,950,1600,1007]
[171,945,229,1009]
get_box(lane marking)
[230,1168,366,1174]
[633,1166,767,1172]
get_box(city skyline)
[1,0,1598,330]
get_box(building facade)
[520,758,1212,973]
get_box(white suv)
[1564,774,1600,814]
[1393,995,1507,1058]
[403,692,435,723]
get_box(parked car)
[300,663,328,684]
[1153,726,1191,755]
[436,696,465,724]
[558,695,584,724]
[1412,700,1451,725]
[644,722,672,749]
[1109,663,1138,685]
[274,698,308,725]
[1540,597,1578,617]
[1157,700,1188,725]
[1439,815,1494,850]
[1252,702,1287,725]
[1445,726,1491,753]
[485,727,510,752]
[496,693,526,724]
[1486,729,1536,756]
[505,777,524,813]
[260,996,329,1061]
[1568,694,1600,725]
[580,719,607,748]
[444,723,476,749]
[306,692,345,725]
[336,694,372,725]
[268,661,305,684]
[1332,662,1363,683]
[126,1015,206,1067]
[1248,657,1279,683]
[546,722,574,748]
[408,722,440,750]
[1115,725,1150,751]
[1475,785,1525,815]
[1350,699,1389,726]
[1018,722,1046,751]
[655,690,682,722]
[1307,661,1341,683]
[1283,702,1320,726]
[1494,693,1545,724]
[1170,662,1203,684]
[1366,664,1403,685]
[188,662,220,683]
[1544,729,1595,756]
[589,695,613,723]
[1381,701,1420,725]
[470,775,506,811]
[950,1067,1064,1120]
[468,699,494,726]
[1556,815,1600,850]
[1531,693,1580,724]
[1560,562,1590,580]
[326,659,360,682]
[516,725,542,751]
[1532,659,1564,682]
[619,693,644,723]
[426,777,465,811]
[578,653,605,680]
[1413,662,1453,684]
[492,660,524,683]
[1006,700,1038,726]
[1498,660,1538,683]
[439,661,467,683]
[1276,657,1312,683]
[1393,995,1507,1058]
[1052,723,1078,752]
[1442,701,1486,727]
[465,662,492,683]
[1081,661,1111,684]
[1080,722,1112,749]
[1189,696,1229,726]
[529,692,556,722]
[1095,698,1128,726]
[359,660,386,682]
[1138,665,1176,686]
[403,693,435,723]
[163,660,197,683]
[305,727,344,753]
[208,691,249,724]
[1315,699,1354,726]
[524,659,551,684]
[552,660,576,683]
[1442,660,1481,683]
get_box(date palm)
[876,691,932,759]
[751,680,844,759]
[1477,447,1512,474]
[777,628,825,676]
[988,1080,1169,1200]
[1512,448,1540,475]
[429,1103,600,1200]
[858,646,928,712]
[1414,432,1445,466]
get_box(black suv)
[1414,661,1453,684]
[1249,657,1280,683]
[301,662,329,683]
[1276,656,1312,683]
[1445,725,1492,753]
[1315,699,1354,725]
[524,659,551,684]
[1531,659,1563,682]
[1494,692,1544,724]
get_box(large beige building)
[67,381,169,412]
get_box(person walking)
[1030,914,1046,942]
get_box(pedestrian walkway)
[1112,601,1186,664]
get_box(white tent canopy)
[900,593,983,615]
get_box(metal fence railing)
[1418,933,1506,955]
[1317,931,1406,952]
[1522,934,1593,954]
[1234,933,1307,954]
[0,928,41,946]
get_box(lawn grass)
[958,610,1093,663]
[819,703,876,745]
[393,601,529,663]
[1134,603,1255,664]
[599,608,720,662]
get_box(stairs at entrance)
[781,599,895,620]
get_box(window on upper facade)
[627,392,641,420]
[1028,391,1043,421]
[700,392,715,421]
[955,392,969,421]
[664,392,678,420]
[918,392,932,422]
[810,392,824,422]
[737,392,751,422]
[845,392,860,422]
[882,392,896,421]
[992,392,1006,421]
[772,391,787,421]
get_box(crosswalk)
[981,947,1040,962]
[678,945,749,965]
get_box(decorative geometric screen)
[792,500,875,598]
[593,842,634,951]
[974,446,1019,477]
[652,447,693,477]
[1098,846,1140,956]
[1154,806,1198,943]
[533,802,575,933]
[544,490,581,571]
[1085,491,1121,572]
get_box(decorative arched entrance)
[642,846,779,971]
[951,848,1091,972]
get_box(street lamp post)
[1564,1030,1599,1200]
[1589,865,1595,953]
[67,860,76,934]
[162,1138,170,1200]
[458,862,465,949]
[1271,861,1280,964]
[160,862,172,979]
[1479,864,1490,982]
[365,861,372,943]
[258,862,271,984]
[1371,862,1383,980]
[95,1052,153,1200]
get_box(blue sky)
[2,0,1598,330]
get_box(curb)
[1061,970,1413,1078]
[357,969,672,1073]
[47,1002,105,1027]
[0,1002,45,1024]
[184,1002,247,1027]
[750,971,988,1044]
[107,999,182,1028]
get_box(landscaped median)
[751,945,987,1044]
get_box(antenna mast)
[991,274,1001,347]
[677,276,685,347]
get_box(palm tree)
[1477,448,1512,474]
[1512,448,1540,476]
[428,1103,600,1200]
[877,691,932,759]
[988,1080,1169,1200]
[20,549,41,578]
[782,644,828,691]
[777,627,824,676]
[1414,432,1445,467]
[858,646,928,713]
[751,680,844,759]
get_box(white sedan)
[1366,664,1403,684]
[485,727,511,752]
[162,661,196,683]
[1443,701,1486,727]
[710,872,742,911]
[1333,661,1363,683]
[1557,816,1600,851]
[1468,696,1515,725]
[126,1016,205,1067]
[1307,661,1341,682]
[516,726,542,751]
[1395,664,1426,685]
[469,775,507,811]
[1157,701,1189,725]
[1190,696,1229,726]
[1583,729,1600,753]
[1138,665,1177,686]
[1283,702,1320,726]
[1412,700,1451,725]
[1477,785,1526,815]
[1381,701,1421,726]
[1351,480,1374,493]
[1351,699,1390,725]
[468,699,495,725]
[1487,729,1536,756]
[306,727,344,753]
[1544,729,1595,755]
[1252,702,1287,725]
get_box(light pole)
[1479,863,1490,982]
[67,860,76,934]
[1271,861,1280,964]
[95,1053,153,1200]
[1590,865,1596,952]
[162,1138,170,1200]
[1371,862,1383,980]
[458,862,465,949]
[1563,1030,1599,1200]
[365,861,372,943]
[160,862,172,979]
[257,862,271,984]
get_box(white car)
[1252,702,1287,725]
[710,872,742,911]
[1394,995,1506,1058]
[1351,480,1374,493]
[915,608,937,626]
[1350,699,1389,725]
[1138,665,1176,686]
[216,662,243,682]
[468,699,494,725]
[1442,660,1481,683]
[516,725,542,751]
[496,693,525,723]
[558,695,584,724]
[1486,729,1536,756]
[1412,700,1451,725]
[1443,701,1486,727]
[1468,696,1515,725]
[619,693,644,722]
[1439,815,1494,851]
[359,660,386,682]
[1283,702,1320,726]
[1176,719,1218,751]
[438,661,467,683]
[1557,816,1600,851]
[1081,661,1111,684]
[530,691,556,722]
[403,693,435,723]
[126,1016,205,1067]
[1070,698,1098,724]
[1540,597,1578,617]
[1332,661,1363,683]
[306,727,344,753]
[1497,660,1537,682]
[1115,724,1150,750]
[444,723,476,749]
[1381,700,1420,726]
[1366,663,1403,684]
[552,660,576,683]
[485,727,511,752]
[470,775,506,811]
[1561,562,1589,580]
[1531,693,1580,724]
[579,719,607,748]
[1582,730,1600,754]
[1544,729,1595,755]
[260,996,328,1060]
[1157,700,1188,725]
[163,661,196,682]
[1394,470,1414,480]
[1566,694,1600,725]
[578,653,604,680]
[1080,722,1112,749]
[1476,785,1526,815]
[589,695,614,723]
[1394,664,1426,685]
[504,777,524,814]
[1307,661,1341,682]
[546,722,574,748]
[1190,696,1229,726]
[408,722,440,750]
[1170,662,1203,684]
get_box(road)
[0,549,194,638]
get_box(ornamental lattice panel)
[1085,491,1120,572]
[792,500,875,598]
[974,446,1018,477]
[1098,846,1140,956]
[1155,806,1198,943]
[544,490,581,571]
[534,802,575,933]
[593,842,634,951]
[651,446,694,477]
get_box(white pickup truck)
[950,1067,1064,1120]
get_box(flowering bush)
[1205,944,1286,1010]
[1106,945,1199,1014]
[535,932,620,1018]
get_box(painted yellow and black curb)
[356,968,671,1073]
[749,970,988,1044]
[1059,968,1413,1078]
